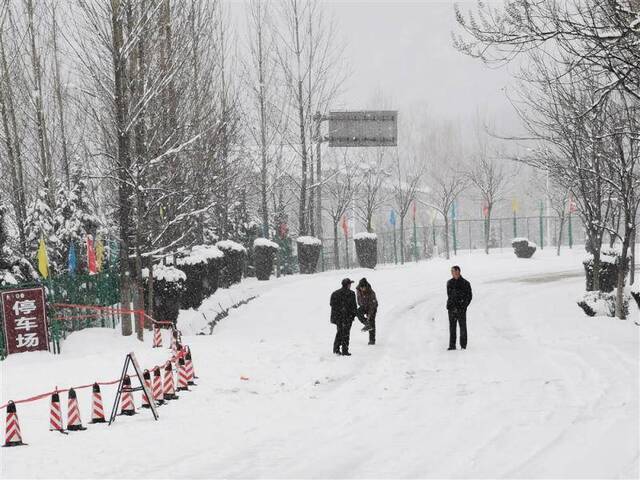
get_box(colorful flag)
[87,236,97,274]
[569,197,577,214]
[341,215,349,236]
[37,237,49,279]
[95,238,105,272]
[482,203,489,218]
[511,198,518,213]
[412,200,417,220]
[68,242,77,276]
[389,209,396,226]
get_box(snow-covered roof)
[296,236,321,246]
[216,240,247,253]
[142,264,186,282]
[253,238,280,249]
[354,232,377,241]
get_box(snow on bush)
[582,247,629,293]
[215,240,247,253]
[177,281,259,335]
[577,290,629,317]
[142,264,186,282]
[297,236,321,274]
[511,238,536,258]
[253,238,280,249]
[177,245,224,266]
[353,232,377,241]
[296,235,321,246]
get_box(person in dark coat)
[330,278,358,355]
[446,265,472,350]
[356,278,378,345]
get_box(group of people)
[329,265,472,355]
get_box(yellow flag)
[37,237,49,279]
[511,198,519,213]
[95,238,105,272]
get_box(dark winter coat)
[330,287,357,324]
[357,287,378,315]
[446,276,472,311]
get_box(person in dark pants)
[446,265,472,350]
[330,278,358,355]
[356,278,378,345]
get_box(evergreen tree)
[25,188,58,272]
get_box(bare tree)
[355,148,391,233]
[393,152,423,264]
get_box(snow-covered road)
[2,249,638,478]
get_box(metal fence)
[316,215,585,271]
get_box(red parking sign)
[2,287,49,355]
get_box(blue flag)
[389,209,396,226]
[68,242,77,275]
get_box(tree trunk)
[444,215,450,260]
[400,215,405,264]
[111,0,133,336]
[257,12,269,238]
[615,233,631,319]
[333,222,340,269]
[556,215,565,256]
[0,24,26,254]
[52,5,70,188]
[630,227,636,286]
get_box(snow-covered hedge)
[583,247,629,293]
[216,240,246,287]
[353,232,377,241]
[176,247,224,309]
[577,290,629,317]
[511,238,536,258]
[191,245,224,297]
[354,232,377,269]
[297,236,321,274]
[143,264,186,325]
[253,238,279,281]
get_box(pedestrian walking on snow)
[356,278,378,345]
[330,278,358,355]
[446,265,472,350]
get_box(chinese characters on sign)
[1,287,49,355]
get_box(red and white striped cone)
[90,383,106,424]
[185,345,198,380]
[163,361,179,400]
[170,330,178,354]
[177,357,190,391]
[49,391,64,432]
[152,366,165,406]
[152,326,162,348]
[120,375,136,416]
[3,401,24,447]
[141,370,153,409]
[67,388,87,431]
[185,349,196,385]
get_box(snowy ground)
[1,248,639,479]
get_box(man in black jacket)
[330,278,358,355]
[446,265,472,350]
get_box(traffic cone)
[152,326,162,348]
[67,388,87,431]
[152,366,165,406]
[90,383,106,424]
[3,401,24,447]
[171,330,178,353]
[120,375,136,416]
[163,361,178,400]
[49,391,64,432]
[177,357,190,391]
[185,349,196,385]
[141,370,153,409]
[186,345,198,380]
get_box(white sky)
[325,0,517,131]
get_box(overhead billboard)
[327,111,398,147]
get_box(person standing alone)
[330,278,358,355]
[446,265,472,350]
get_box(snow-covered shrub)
[143,265,186,325]
[511,238,537,258]
[216,240,246,287]
[577,290,629,317]
[583,247,629,293]
[191,245,223,297]
[253,238,279,281]
[354,232,378,269]
[296,236,321,274]
[176,250,207,309]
